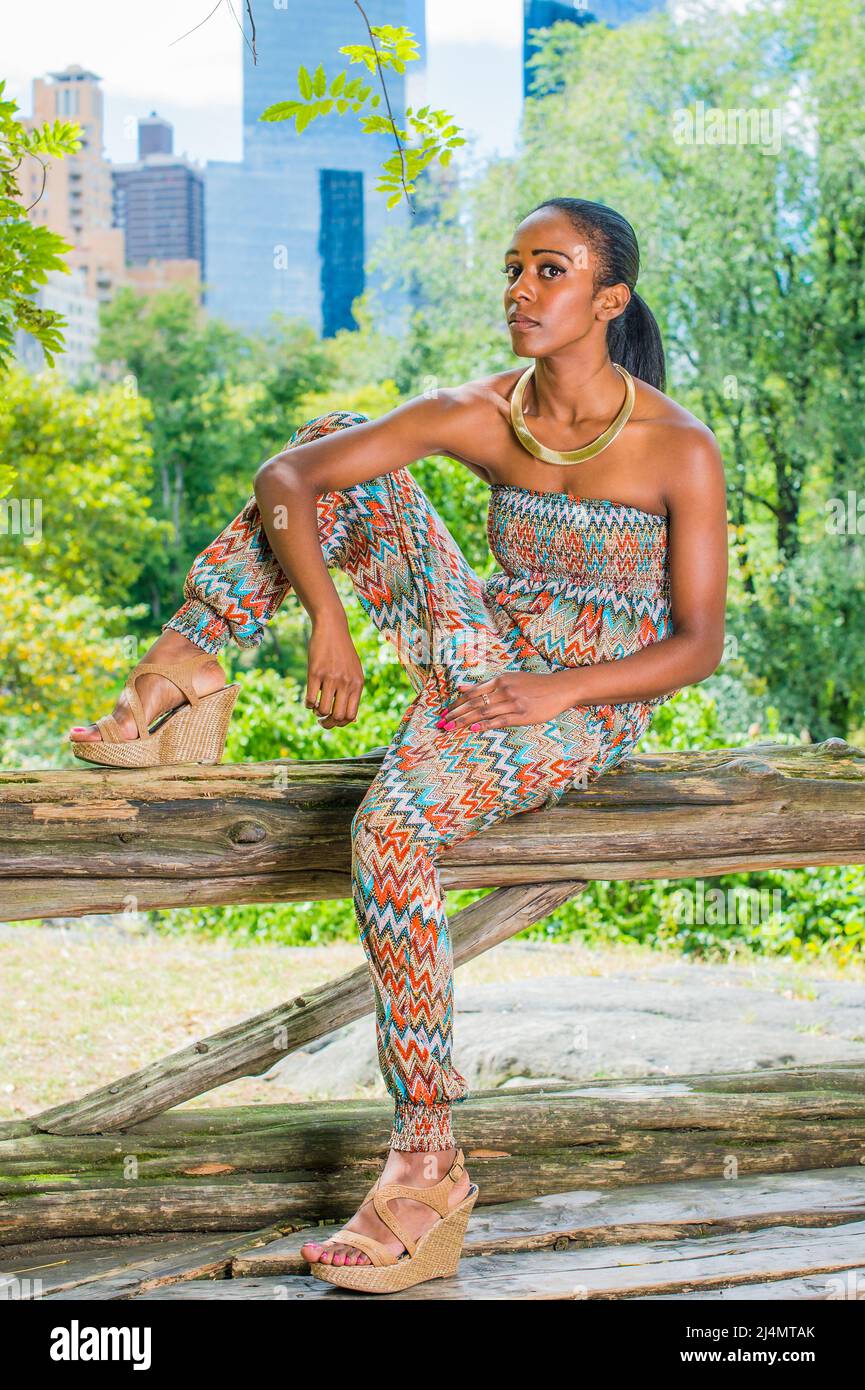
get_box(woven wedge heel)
[309,1147,479,1294]
[69,659,240,768]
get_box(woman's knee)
[350,799,440,882]
[284,410,370,452]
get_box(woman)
[68,197,728,1293]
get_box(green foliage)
[258,25,465,208]
[0,78,81,372]
[520,863,865,968]
[0,566,146,768]
[95,287,304,627]
[0,366,163,604]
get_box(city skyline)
[6,0,703,173]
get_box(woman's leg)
[265,431,606,1266]
[162,409,374,655]
[70,411,371,742]
[182,408,603,1148]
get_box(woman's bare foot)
[68,631,226,743]
[300,1147,472,1268]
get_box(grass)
[1,916,862,1123]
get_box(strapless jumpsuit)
[163,410,679,1152]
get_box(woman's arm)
[253,389,478,619]
[252,389,478,724]
[548,424,729,707]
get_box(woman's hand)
[306,615,365,728]
[436,672,575,733]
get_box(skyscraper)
[113,117,205,272]
[16,64,126,303]
[206,2,427,337]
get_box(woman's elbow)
[691,635,725,682]
[253,452,297,504]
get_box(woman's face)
[502,209,628,356]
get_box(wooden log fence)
[1,738,863,923]
[1,738,864,1258]
[2,1064,864,1245]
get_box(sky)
[5,0,528,169]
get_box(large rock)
[263,955,865,1099]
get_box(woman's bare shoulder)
[428,370,523,476]
[633,381,724,512]
[455,367,526,416]
[432,368,722,499]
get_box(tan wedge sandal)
[308,1147,479,1294]
[68,659,240,768]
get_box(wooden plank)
[631,1270,865,1299]
[27,880,589,1133]
[2,740,863,920]
[0,1222,301,1300]
[232,1165,865,1276]
[104,1217,865,1300]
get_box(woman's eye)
[501,264,563,279]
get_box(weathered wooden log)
[1,1064,863,1245]
[1,739,863,921]
[4,1168,862,1299]
[26,880,589,1134]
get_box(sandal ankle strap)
[122,659,209,741]
[370,1148,468,1255]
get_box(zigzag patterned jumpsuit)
[163,411,679,1152]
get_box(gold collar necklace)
[509,362,635,465]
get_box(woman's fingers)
[439,698,514,732]
[314,677,364,727]
[322,679,361,727]
[342,679,364,725]
[311,676,338,719]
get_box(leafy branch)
[259,4,465,211]
[0,79,81,374]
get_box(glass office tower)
[206,1,426,336]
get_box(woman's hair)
[526,197,666,392]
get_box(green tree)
[0,566,146,769]
[0,78,80,372]
[95,286,264,623]
[0,365,163,603]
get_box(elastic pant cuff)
[163,599,232,655]
[390,1100,455,1153]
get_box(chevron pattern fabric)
[164,412,678,1152]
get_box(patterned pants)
[164,411,630,1152]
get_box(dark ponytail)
[527,197,666,392]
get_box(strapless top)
[483,483,678,708]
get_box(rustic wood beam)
[26,880,589,1135]
[1,739,863,921]
[2,1064,863,1245]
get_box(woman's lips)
[509,316,539,329]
